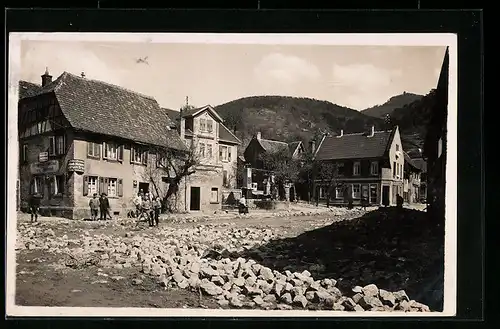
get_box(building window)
[319,187,325,199]
[103,142,123,161]
[83,176,99,196]
[352,184,361,199]
[107,178,118,197]
[337,163,345,176]
[199,143,206,157]
[393,161,396,178]
[22,144,28,163]
[335,186,343,199]
[32,176,44,195]
[207,144,213,159]
[210,187,219,203]
[49,135,66,156]
[353,162,361,176]
[156,154,169,168]
[200,118,206,132]
[396,144,400,152]
[87,142,101,158]
[207,120,213,133]
[219,145,229,162]
[369,184,378,203]
[50,175,65,196]
[362,185,369,200]
[228,146,232,161]
[131,146,148,165]
[223,170,228,187]
[370,161,379,175]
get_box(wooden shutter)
[130,146,134,163]
[83,175,88,196]
[228,147,232,161]
[87,142,92,157]
[49,176,55,198]
[49,136,55,155]
[103,178,109,195]
[143,151,148,165]
[96,143,101,158]
[99,177,104,195]
[118,145,124,161]
[102,142,107,159]
[118,179,123,197]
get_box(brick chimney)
[41,67,52,87]
[256,132,261,140]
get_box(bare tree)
[314,161,343,208]
[259,148,301,200]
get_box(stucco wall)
[184,165,223,213]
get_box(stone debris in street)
[15,209,432,312]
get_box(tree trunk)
[163,178,181,211]
[326,192,330,208]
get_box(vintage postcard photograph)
[6,33,457,317]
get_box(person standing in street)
[89,193,100,221]
[153,196,162,227]
[29,193,41,223]
[99,193,112,220]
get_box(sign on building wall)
[67,159,85,173]
[38,152,48,162]
[30,160,59,175]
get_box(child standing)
[89,193,100,221]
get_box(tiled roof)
[257,138,290,154]
[27,72,186,151]
[315,129,395,161]
[404,151,421,171]
[181,105,224,122]
[411,157,428,173]
[18,81,42,99]
[219,124,241,144]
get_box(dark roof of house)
[219,124,241,144]
[411,157,428,173]
[315,128,395,161]
[25,72,186,151]
[166,106,240,145]
[181,105,224,121]
[18,81,42,99]
[404,151,421,171]
[257,138,290,154]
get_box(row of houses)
[17,70,241,219]
[18,47,447,218]
[241,126,427,207]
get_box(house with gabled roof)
[164,105,242,211]
[17,69,187,219]
[313,125,405,206]
[403,151,422,204]
[243,132,305,199]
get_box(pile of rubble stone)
[15,221,431,312]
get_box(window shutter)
[118,145,124,161]
[143,151,148,165]
[130,147,134,163]
[99,177,104,195]
[96,143,101,158]
[103,142,107,158]
[103,178,109,195]
[118,179,123,197]
[87,142,92,156]
[30,177,35,195]
[49,136,55,155]
[83,176,88,196]
[228,147,232,161]
[49,176,56,197]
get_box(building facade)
[313,126,405,206]
[165,105,241,212]
[403,152,422,204]
[18,71,187,219]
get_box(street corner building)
[17,70,239,219]
[313,125,407,207]
[164,104,242,212]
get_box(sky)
[19,40,446,111]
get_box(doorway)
[382,185,390,207]
[138,182,150,195]
[190,186,201,211]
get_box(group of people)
[133,191,162,227]
[88,193,113,221]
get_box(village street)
[14,203,441,312]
